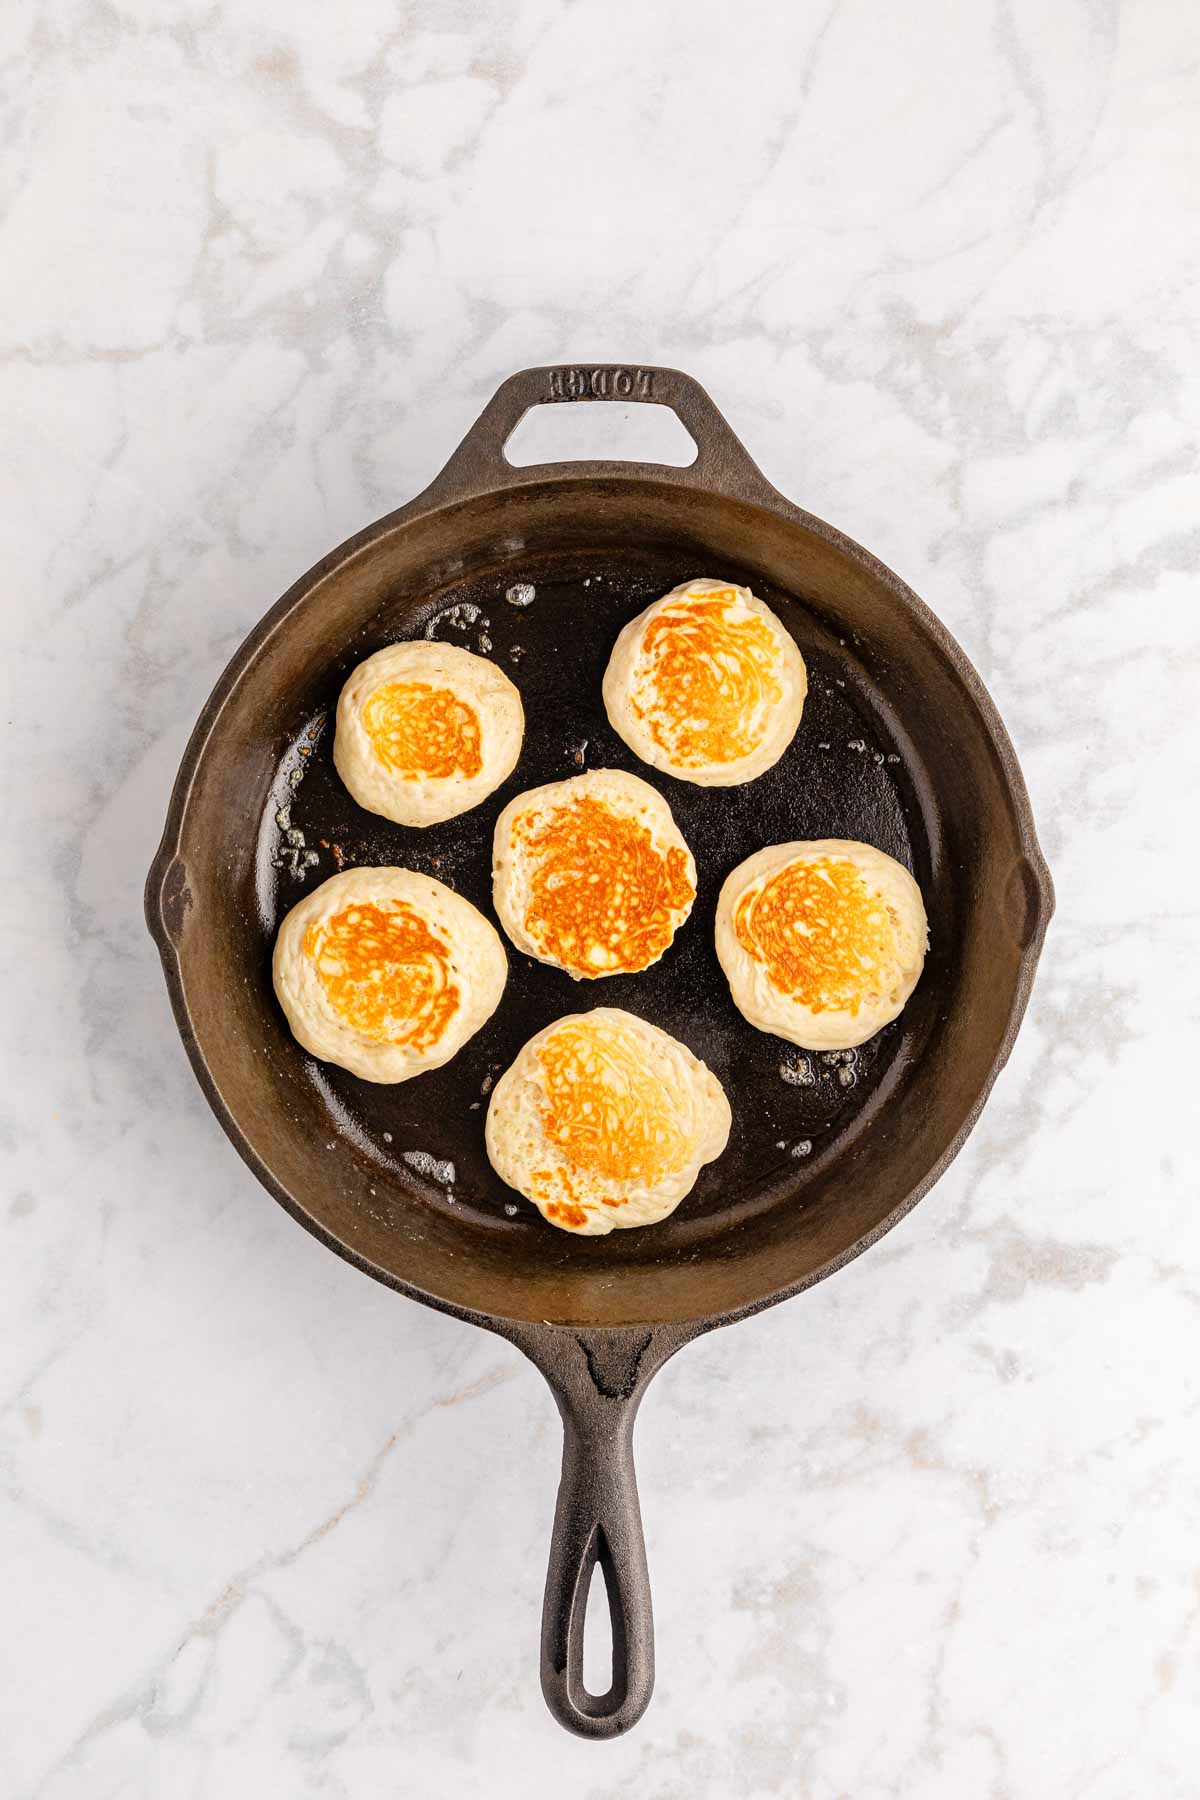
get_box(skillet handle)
[419,363,779,506]
[506,1323,688,1738]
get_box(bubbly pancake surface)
[517,793,693,976]
[273,868,507,1082]
[603,578,807,785]
[334,641,523,826]
[535,1016,692,1192]
[485,1008,732,1234]
[492,769,696,979]
[716,839,928,1052]
[634,585,782,767]
[361,681,482,782]
[303,900,459,1048]
[733,855,899,1018]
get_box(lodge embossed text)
[548,367,655,401]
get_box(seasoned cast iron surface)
[254,548,940,1243]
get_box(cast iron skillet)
[146,365,1052,1737]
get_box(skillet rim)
[146,403,1054,1338]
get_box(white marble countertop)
[3,2,1198,1794]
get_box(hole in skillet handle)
[572,1528,623,1712]
[504,398,698,467]
[581,1553,616,1698]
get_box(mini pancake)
[333,640,523,826]
[602,577,807,786]
[715,839,928,1051]
[485,1008,731,1235]
[272,867,507,1082]
[491,768,696,979]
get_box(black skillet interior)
[254,543,947,1254]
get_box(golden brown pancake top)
[304,900,460,1046]
[734,856,899,1016]
[528,1017,694,1225]
[362,680,483,781]
[631,587,782,766]
[513,793,694,976]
